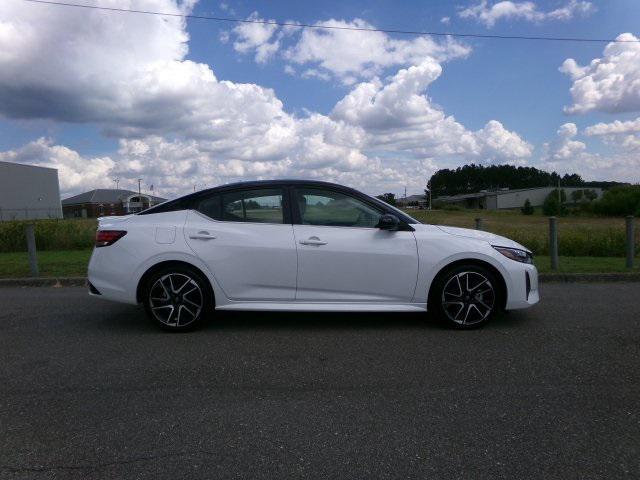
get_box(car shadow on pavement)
[96,303,531,334]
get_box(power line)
[21,0,639,44]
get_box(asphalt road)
[1,284,639,479]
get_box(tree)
[570,189,584,203]
[591,185,640,216]
[542,189,567,216]
[521,198,534,215]
[426,164,585,198]
[584,189,598,202]
[376,193,396,206]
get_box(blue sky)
[0,0,639,197]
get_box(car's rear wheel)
[430,265,500,329]
[142,265,212,331]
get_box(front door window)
[295,188,382,228]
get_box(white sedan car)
[88,180,538,331]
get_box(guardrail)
[473,215,636,270]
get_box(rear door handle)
[299,237,327,246]
[189,231,216,240]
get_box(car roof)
[203,179,356,192]
[139,179,418,224]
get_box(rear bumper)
[87,247,139,305]
[505,263,539,310]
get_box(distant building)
[396,194,428,209]
[435,186,603,210]
[0,160,62,221]
[62,189,167,218]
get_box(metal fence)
[474,215,636,271]
[0,208,63,221]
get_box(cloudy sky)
[0,0,639,199]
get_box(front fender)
[412,230,513,304]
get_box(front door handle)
[299,236,327,246]
[189,231,217,240]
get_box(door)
[292,187,419,302]
[184,187,297,301]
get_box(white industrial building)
[0,161,62,220]
[435,186,603,210]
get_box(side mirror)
[376,213,400,231]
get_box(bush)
[542,189,567,216]
[440,203,463,211]
[0,219,97,253]
[570,190,584,203]
[521,198,534,215]
[591,185,640,216]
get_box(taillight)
[95,230,127,247]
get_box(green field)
[0,210,637,278]
[406,208,638,257]
[0,249,637,279]
[0,250,92,278]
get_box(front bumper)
[505,263,539,310]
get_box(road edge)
[1,273,639,288]
[0,277,87,288]
[538,272,640,282]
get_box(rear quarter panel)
[88,211,227,305]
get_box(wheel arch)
[427,258,508,311]
[136,260,215,305]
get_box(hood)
[435,225,530,252]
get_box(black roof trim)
[139,179,417,224]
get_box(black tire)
[142,264,213,332]
[429,264,501,329]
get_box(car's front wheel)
[142,265,212,331]
[430,265,500,329]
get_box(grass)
[0,250,92,278]
[534,256,640,274]
[0,250,638,279]
[1,211,636,257]
[0,219,96,252]
[0,209,637,277]
[406,208,638,257]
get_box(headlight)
[493,246,533,264]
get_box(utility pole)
[427,180,432,210]
[557,177,561,205]
[138,178,142,195]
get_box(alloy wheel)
[149,273,204,327]
[441,271,495,326]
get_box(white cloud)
[331,59,532,162]
[538,122,640,182]
[225,15,471,84]
[219,2,235,15]
[584,117,640,136]
[231,12,280,63]
[458,0,593,28]
[584,117,640,152]
[284,18,470,84]
[0,138,115,196]
[441,16,451,25]
[560,33,640,114]
[541,123,586,162]
[0,1,531,197]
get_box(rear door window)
[221,189,284,224]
